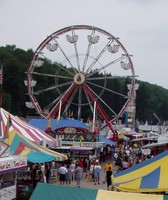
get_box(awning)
[30,183,167,200]
[28,118,89,131]
[3,130,68,163]
[99,135,116,146]
[125,130,140,136]
[131,137,157,142]
[51,146,94,153]
[142,141,168,149]
[70,146,93,153]
[0,108,57,145]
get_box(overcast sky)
[0,0,168,89]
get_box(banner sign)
[0,156,27,172]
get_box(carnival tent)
[28,118,89,131]
[3,130,67,163]
[0,108,57,145]
[112,150,168,193]
[30,183,168,200]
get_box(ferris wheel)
[25,25,136,134]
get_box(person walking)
[75,163,82,188]
[88,161,94,181]
[70,161,76,181]
[66,164,72,186]
[122,158,128,170]
[45,163,51,183]
[58,163,67,185]
[103,160,113,183]
[106,167,112,190]
[94,161,101,185]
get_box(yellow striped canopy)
[113,150,168,193]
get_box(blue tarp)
[98,134,116,146]
[27,118,89,131]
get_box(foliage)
[0,45,168,124]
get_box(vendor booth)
[0,141,27,200]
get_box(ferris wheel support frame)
[26,25,136,132]
[48,83,77,119]
[82,83,117,136]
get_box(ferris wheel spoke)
[32,81,73,95]
[49,83,77,118]
[43,96,61,112]
[74,43,80,72]
[86,55,126,78]
[65,28,81,72]
[57,43,78,74]
[39,53,75,77]
[83,89,94,113]
[72,30,81,72]
[62,86,78,117]
[30,71,74,80]
[101,98,130,130]
[77,86,82,119]
[82,83,115,133]
[85,39,113,74]
[86,75,131,81]
[82,29,96,72]
[85,80,128,98]
[84,83,118,116]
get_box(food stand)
[0,141,27,200]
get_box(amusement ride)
[25,25,138,136]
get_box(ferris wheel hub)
[74,73,85,85]
[26,25,136,132]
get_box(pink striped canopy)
[0,108,57,145]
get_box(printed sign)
[0,156,27,172]
[0,185,16,200]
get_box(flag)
[0,67,3,85]
[71,140,75,147]
[4,114,12,139]
[79,138,83,146]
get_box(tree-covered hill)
[0,45,167,125]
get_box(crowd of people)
[24,142,156,191]
[29,156,112,190]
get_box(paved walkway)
[53,160,116,191]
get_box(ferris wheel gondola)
[25,25,136,134]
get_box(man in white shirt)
[58,164,67,185]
